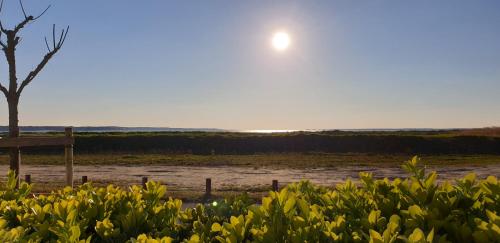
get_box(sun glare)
[272,31,290,51]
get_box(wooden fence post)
[24,174,31,184]
[272,180,279,192]
[205,178,212,197]
[142,177,148,189]
[65,127,74,188]
[82,176,88,184]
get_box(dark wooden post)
[272,180,279,191]
[64,127,74,188]
[24,174,31,184]
[142,176,148,189]
[205,178,212,197]
[82,176,88,184]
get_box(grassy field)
[3,128,500,155]
[1,152,499,168]
[1,152,499,201]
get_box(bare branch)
[13,17,32,33]
[44,37,50,52]
[19,0,50,21]
[0,0,6,33]
[0,82,8,97]
[0,21,6,34]
[44,25,69,52]
[19,0,27,19]
[10,1,51,34]
[17,25,69,96]
[17,51,55,96]
[33,5,50,20]
[60,26,69,47]
[58,29,64,45]
[10,1,34,33]
[0,31,5,49]
[52,24,55,50]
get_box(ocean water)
[0,126,450,133]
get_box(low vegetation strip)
[2,153,499,167]
[0,157,499,242]
[4,131,500,155]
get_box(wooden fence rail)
[0,127,74,187]
[0,136,73,147]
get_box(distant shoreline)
[0,125,471,133]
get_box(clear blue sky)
[1,0,499,129]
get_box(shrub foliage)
[0,157,499,242]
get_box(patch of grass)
[4,130,500,155]
[451,127,500,137]
[2,152,498,198]
[1,153,499,168]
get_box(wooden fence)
[0,127,74,187]
[1,128,281,196]
[20,174,280,199]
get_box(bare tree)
[0,0,69,179]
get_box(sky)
[0,0,499,130]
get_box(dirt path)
[1,163,498,192]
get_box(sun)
[272,31,290,51]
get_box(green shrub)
[0,157,498,242]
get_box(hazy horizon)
[1,1,499,130]
[0,125,496,133]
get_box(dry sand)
[1,163,498,192]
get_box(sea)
[0,126,454,133]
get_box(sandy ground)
[1,163,499,192]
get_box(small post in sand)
[272,180,279,191]
[142,176,148,189]
[206,178,212,198]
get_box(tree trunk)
[1,6,67,186]
[4,32,21,185]
[7,96,21,184]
